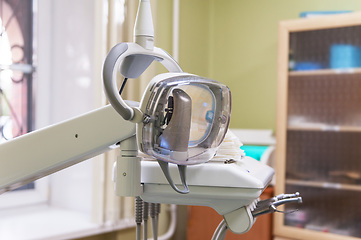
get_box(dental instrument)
[0,0,301,239]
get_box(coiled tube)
[135,197,144,240]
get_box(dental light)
[0,0,301,239]
[103,43,231,194]
[102,0,231,194]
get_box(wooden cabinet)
[273,238,295,240]
[187,187,274,240]
[275,12,361,240]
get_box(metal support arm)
[0,104,136,193]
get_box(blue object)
[294,62,322,71]
[205,110,214,123]
[241,145,269,161]
[300,11,352,18]
[330,44,361,69]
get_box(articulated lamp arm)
[0,104,136,194]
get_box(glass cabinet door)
[276,19,361,240]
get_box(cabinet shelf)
[289,67,361,77]
[287,124,361,132]
[286,179,361,192]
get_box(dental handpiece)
[252,192,302,218]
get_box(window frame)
[0,179,48,209]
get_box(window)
[0,0,137,239]
[0,0,34,141]
[0,0,44,202]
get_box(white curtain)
[100,0,158,224]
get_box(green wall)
[155,0,212,77]
[156,0,361,130]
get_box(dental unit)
[0,1,302,239]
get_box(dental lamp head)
[102,0,231,194]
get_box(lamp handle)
[102,42,182,122]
